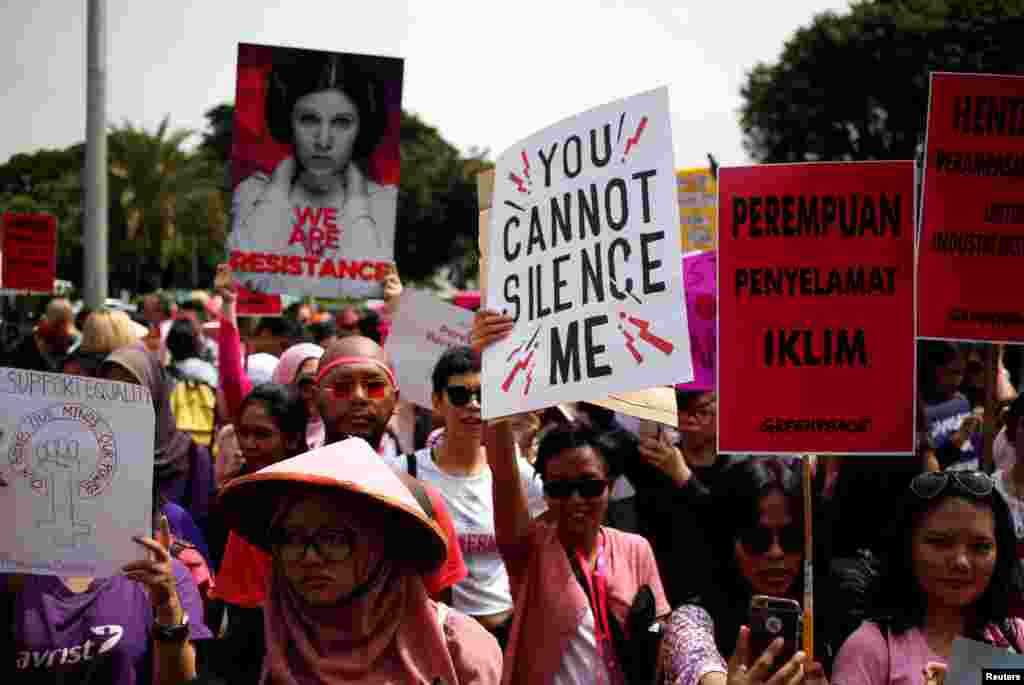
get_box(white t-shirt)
[383,446,547,617]
[553,605,610,685]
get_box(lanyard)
[574,530,622,685]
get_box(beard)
[324,416,387,451]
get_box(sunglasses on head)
[909,470,994,500]
[738,524,803,555]
[445,385,482,407]
[543,478,609,499]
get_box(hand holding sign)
[471,310,515,354]
[637,431,690,487]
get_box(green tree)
[740,0,1024,163]
[200,104,491,286]
[107,116,227,290]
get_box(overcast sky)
[0,0,851,169]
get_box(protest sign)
[676,250,716,393]
[590,386,678,427]
[0,368,155,577]
[235,286,283,317]
[677,168,717,252]
[481,87,692,420]
[945,637,1024,685]
[918,72,1024,343]
[226,43,404,300]
[1,211,57,293]
[384,289,475,409]
[718,162,916,454]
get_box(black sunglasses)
[738,524,803,555]
[445,385,482,407]
[909,471,994,500]
[543,478,609,499]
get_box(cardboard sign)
[235,286,283,317]
[481,87,692,419]
[918,72,1024,342]
[226,43,404,300]
[1,212,57,293]
[677,168,717,252]
[676,250,716,393]
[0,368,155,577]
[384,289,475,409]
[945,637,1024,685]
[590,386,678,427]
[718,162,916,454]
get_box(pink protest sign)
[676,251,716,392]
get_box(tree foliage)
[740,0,1024,163]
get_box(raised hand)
[471,310,515,355]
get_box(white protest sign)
[482,87,692,420]
[385,289,475,409]
[946,637,1024,685]
[0,368,155,577]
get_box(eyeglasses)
[445,385,482,407]
[909,471,994,500]
[738,525,803,555]
[320,378,391,400]
[273,528,354,562]
[543,478,609,499]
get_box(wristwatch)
[152,611,190,643]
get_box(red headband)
[315,356,398,390]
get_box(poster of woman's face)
[227,43,403,300]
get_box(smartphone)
[748,595,802,669]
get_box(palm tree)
[107,116,227,290]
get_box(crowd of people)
[2,264,1023,685]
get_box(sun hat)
[218,437,447,575]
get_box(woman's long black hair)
[695,459,805,659]
[870,476,1024,647]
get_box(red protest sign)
[718,162,916,455]
[1,212,57,293]
[235,287,283,317]
[918,72,1024,343]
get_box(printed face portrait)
[291,89,360,179]
[911,496,997,610]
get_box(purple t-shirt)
[12,559,212,684]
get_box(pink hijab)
[272,343,326,450]
[262,504,459,685]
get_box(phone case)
[748,596,802,668]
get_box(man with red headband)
[315,336,467,602]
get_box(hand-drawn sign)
[7,403,118,547]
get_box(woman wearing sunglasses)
[217,437,501,684]
[659,459,825,685]
[485,420,670,684]
[832,470,1024,685]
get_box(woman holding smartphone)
[658,459,826,685]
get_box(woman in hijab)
[100,345,216,536]
[217,437,502,684]
[271,341,326,449]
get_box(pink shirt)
[832,623,943,685]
